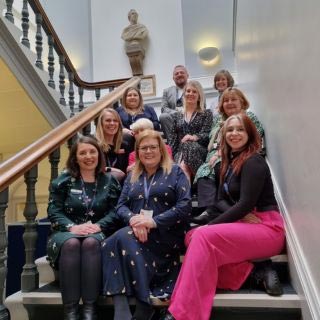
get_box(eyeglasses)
[139,145,159,152]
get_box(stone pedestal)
[125,41,145,76]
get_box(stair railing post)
[21,0,30,48]
[21,166,39,292]
[5,0,14,23]
[59,55,66,106]
[0,188,9,320]
[49,148,61,183]
[35,13,43,70]
[47,35,55,89]
[68,72,75,117]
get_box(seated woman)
[117,86,160,138]
[101,130,192,320]
[162,114,285,320]
[169,80,213,181]
[210,69,235,117]
[194,87,264,223]
[95,107,131,182]
[47,136,121,320]
[127,118,173,172]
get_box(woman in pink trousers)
[162,113,285,320]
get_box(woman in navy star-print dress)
[101,130,192,320]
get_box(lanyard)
[183,111,197,135]
[80,176,98,218]
[143,173,156,208]
[223,166,237,204]
[107,155,117,167]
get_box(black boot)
[252,260,283,296]
[63,303,80,320]
[82,302,98,320]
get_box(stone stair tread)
[22,281,300,309]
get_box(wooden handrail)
[0,76,140,192]
[27,0,131,90]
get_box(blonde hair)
[95,108,123,153]
[131,130,172,183]
[130,118,154,133]
[218,87,250,119]
[183,80,205,112]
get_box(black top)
[210,153,278,224]
[104,141,131,173]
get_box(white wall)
[40,0,93,81]
[32,1,235,97]
[236,1,320,319]
[91,0,185,96]
[91,0,235,95]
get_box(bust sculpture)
[121,9,148,46]
[121,9,148,76]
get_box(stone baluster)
[0,188,9,319]
[21,166,39,292]
[78,87,84,112]
[21,0,30,48]
[47,35,55,89]
[49,148,61,182]
[59,56,66,106]
[5,0,14,23]
[67,136,76,150]
[109,86,119,109]
[95,88,101,101]
[68,72,75,117]
[35,13,43,70]
[82,123,91,137]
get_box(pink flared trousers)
[169,211,285,320]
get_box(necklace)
[80,176,98,219]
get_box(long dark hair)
[220,114,261,182]
[66,135,106,178]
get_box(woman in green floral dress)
[47,136,121,320]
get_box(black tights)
[59,237,101,305]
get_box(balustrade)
[1,3,140,317]
[0,189,9,319]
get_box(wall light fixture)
[198,47,219,62]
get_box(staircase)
[0,1,303,319]
[5,252,301,320]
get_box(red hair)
[220,113,261,182]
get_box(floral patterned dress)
[101,165,192,303]
[169,109,213,173]
[47,171,121,268]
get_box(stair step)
[22,280,300,309]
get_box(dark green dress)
[47,171,121,268]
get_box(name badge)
[70,189,82,194]
[140,209,153,218]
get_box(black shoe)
[191,210,212,225]
[262,266,283,296]
[159,311,175,320]
[63,303,80,320]
[252,260,283,296]
[82,302,97,320]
